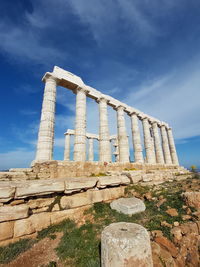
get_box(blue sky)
[0,0,200,169]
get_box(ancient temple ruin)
[34,66,179,166]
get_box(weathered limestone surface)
[97,175,130,188]
[161,125,172,164]
[101,222,153,267]
[74,87,87,161]
[15,180,65,198]
[98,97,112,162]
[0,221,14,241]
[65,177,98,193]
[0,204,29,222]
[167,128,179,165]
[35,74,57,162]
[110,197,146,215]
[64,134,70,161]
[0,186,15,202]
[152,122,164,164]
[88,138,94,161]
[130,112,144,163]
[142,118,155,164]
[116,106,130,163]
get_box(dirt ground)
[1,233,64,267]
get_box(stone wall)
[0,176,128,245]
[0,161,191,180]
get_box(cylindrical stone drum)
[101,222,153,267]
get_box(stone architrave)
[74,87,87,162]
[35,73,57,162]
[88,138,94,161]
[167,128,179,165]
[161,124,172,164]
[142,117,155,163]
[64,133,70,161]
[98,97,112,162]
[152,122,164,164]
[101,222,153,267]
[116,106,130,163]
[130,112,143,163]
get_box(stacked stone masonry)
[0,165,192,245]
[34,66,179,165]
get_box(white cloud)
[0,149,34,170]
[123,56,200,140]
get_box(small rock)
[156,198,167,207]
[143,192,152,200]
[166,208,178,217]
[151,230,163,238]
[155,235,179,257]
[171,227,182,242]
[10,199,25,206]
[182,215,192,221]
[161,221,172,228]
[173,221,179,227]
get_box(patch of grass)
[125,184,151,195]
[42,261,57,267]
[37,219,76,240]
[0,239,34,264]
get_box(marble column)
[88,138,94,162]
[130,112,143,163]
[152,122,164,164]
[116,106,130,163]
[113,139,119,162]
[64,133,70,161]
[161,124,172,164]
[35,74,57,162]
[97,97,112,162]
[167,127,179,165]
[142,117,155,164]
[74,87,87,162]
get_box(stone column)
[88,138,94,162]
[167,127,179,165]
[74,87,87,162]
[152,122,164,164]
[101,222,153,267]
[161,124,172,164]
[35,73,57,162]
[142,117,155,164]
[64,133,70,161]
[116,106,129,163]
[130,112,143,163]
[98,97,112,162]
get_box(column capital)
[74,86,89,95]
[128,110,139,116]
[42,72,59,83]
[114,104,125,111]
[96,95,110,104]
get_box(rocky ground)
[0,173,199,267]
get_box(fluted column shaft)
[152,123,164,164]
[142,118,155,163]
[35,75,57,162]
[116,106,129,163]
[161,125,172,164]
[130,113,143,163]
[98,98,111,162]
[88,138,94,161]
[167,128,179,165]
[64,134,70,161]
[74,88,87,161]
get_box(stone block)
[28,197,55,209]
[60,192,91,209]
[30,212,51,231]
[0,204,29,222]
[110,197,146,215]
[182,192,200,210]
[0,221,14,241]
[64,177,98,193]
[14,217,36,238]
[0,186,15,203]
[15,180,65,198]
[97,176,122,188]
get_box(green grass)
[0,239,34,264]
